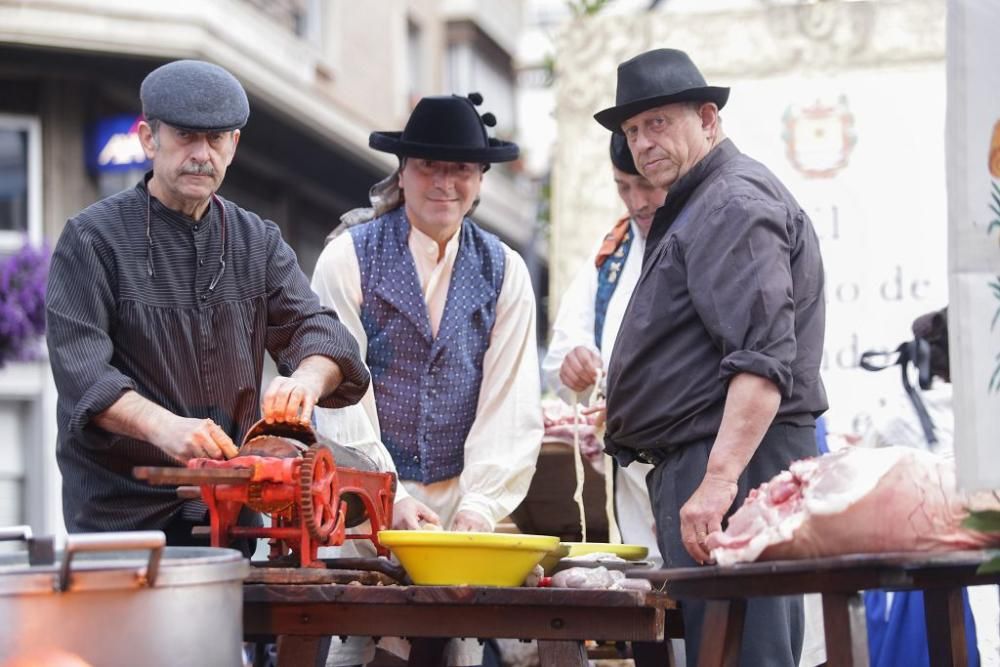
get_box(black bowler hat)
[609,133,639,175]
[369,94,519,164]
[594,49,729,132]
[141,60,250,132]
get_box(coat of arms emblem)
[782,96,857,179]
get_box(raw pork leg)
[708,446,1000,565]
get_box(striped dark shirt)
[46,176,369,533]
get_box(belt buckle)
[635,449,657,465]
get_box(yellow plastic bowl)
[538,542,571,574]
[378,530,560,586]
[563,542,649,561]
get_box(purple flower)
[0,241,50,367]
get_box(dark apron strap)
[859,340,937,445]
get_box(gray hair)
[147,118,161,148]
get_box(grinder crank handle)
[133,466,254,485]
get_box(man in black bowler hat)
[312,94,543,666]
[45,59,380,550]
[596,48,828,666]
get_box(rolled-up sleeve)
[263,226,369,408]
[685,195,797,397]
[46,222,137,446]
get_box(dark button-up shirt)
[605,140,828,459]
[46,176,370,532]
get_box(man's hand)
[559,346,602,393]
[679,473,738,564]
[392,497,441,530]
[581,403,607,430]
[149,415,238,462]
[450,509,491,533]
[263,355,345,425]
[262,375,321,425]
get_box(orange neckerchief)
[594,215,631,268]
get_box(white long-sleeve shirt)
[542,219,661,563]
[311,220,543,528]
[542,220,646,402]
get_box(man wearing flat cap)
[596,49,828,665]
[312,94,543,665]
[46,59,381,548]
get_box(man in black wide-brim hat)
[597,49,829,666]
[312,95,543,666]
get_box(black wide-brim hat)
[370,95,519,163]
[594,49,729,132]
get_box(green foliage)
[542,54,556,86]
[962,509,1000,533]
[979,553,1000,575]
[991,278,1000,323]
[537,177,552,239]
[990,182,1000,238]
[991,351,1000,394]
[566,0,610,16]
[963,511,1000,573]
[991,278,1000,392]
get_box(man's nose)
[189,136,211,161]
[631,129,653,155]
[627,194,646,216]
[432,168,455,188]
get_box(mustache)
[180,162,216,176]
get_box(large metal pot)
[0,527,248,667]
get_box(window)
[0,114,42,251]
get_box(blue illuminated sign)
[87,114,151,173]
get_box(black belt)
[608,438,675,467]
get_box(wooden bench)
[637,550,999,667]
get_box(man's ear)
[137,121,157,160]
[227,129,241,166]
[699,102,719,133]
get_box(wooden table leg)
[821,592,869,667]
[923,587,968,667]
[632,639,675,667]
[275,635,330,667]
[537,640,588,666]
[696,598,745,667]
[408,638,448,666]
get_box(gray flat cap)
[140,59,249,132]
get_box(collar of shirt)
[407,218,463,336]
[646,138,739,252]
[137,172,222,231]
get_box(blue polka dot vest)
[350,208,506,483]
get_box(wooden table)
[243,571,680,667]
[637,550,999,667]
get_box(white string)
[572,398,587,543]
[591,367,621,544]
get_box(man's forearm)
[92,390,173,442]
[291,354,344,398]
[706,373,782,482]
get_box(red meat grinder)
[134,420,395,568]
